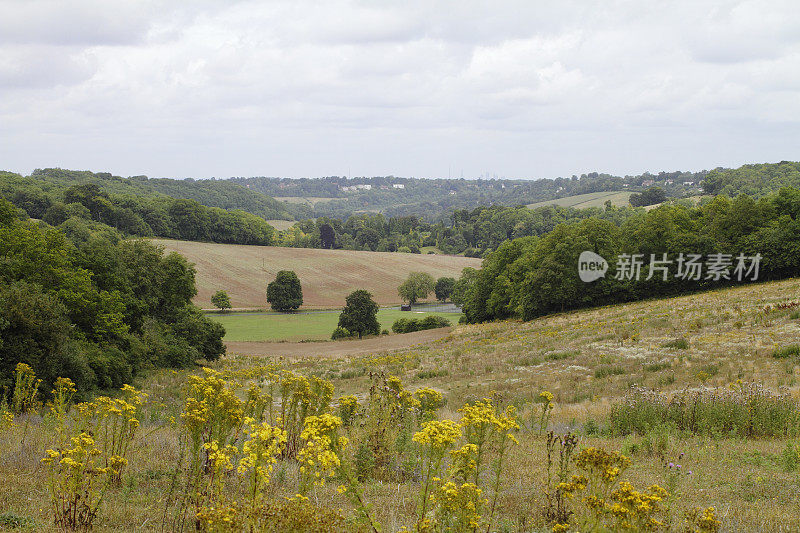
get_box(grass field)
[526,190,633,209]
[274,196,338,207]
[264,219,297,231]
[5,278,800,531]
[210,308,463,341]
[152,239,481,309]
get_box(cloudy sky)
[0,0,798,180]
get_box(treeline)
[234,170,706,221]
[0,198,225,395]
[2,175,278,245]
[279,203,643,256]
[457,187,800,323]
[703,161,800,198]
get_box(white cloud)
[0,0,798,179]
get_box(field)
[4,278,800,531]
[210,308,463,342]
[152,239,481,309]
[526,190,633,209]
[264,219,297,231]
[273,196,338,207]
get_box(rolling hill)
[526,190,633,209]
[153,239,481,309]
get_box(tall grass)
[610,383,800,438]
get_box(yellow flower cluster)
[684,506,721,533]
[414,388,444,418]
[431,481,487,530]
[337,395,359,427]
[574,447,631,484]
[413,419,462,451]
[607,481,669,530]
[0,404,12,431]
[11,362,41,414]
[238,421,287,490]
[298,414,346,487]
[182,369,244,443]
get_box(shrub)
[773,344,800,359]
[331,327,353,340]
[391,316,451,334]
[594,366,625,379]
[662,337,690,349]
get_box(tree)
[337,289,380,339]
[211,290,232,312]
[434,277,455,302]
[398,271,435,305]
[266,270,303,311]
[319,223,336,249]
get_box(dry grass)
[3,278,800,531]
[152,239,480,309]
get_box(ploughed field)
[4,278,800,531]
[153,239,480,309]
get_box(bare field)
[152,239,481,309]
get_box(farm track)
[225,328,452,359]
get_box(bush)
[391,315,451,334]
[662,337,690,349]
[331,326,352,340]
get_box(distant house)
[665,179,674,185]
[393,183,405,189]
[448,190,456,195]
[642,179,655,187]
[684,181,695,186]
[356,184,372,190]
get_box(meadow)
[152,239,480,309]
[2,278,800,531]
[210,308,463,342]
[526,191,633,209]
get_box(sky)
[0,0,798,180]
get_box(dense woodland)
[457,186,800,323]
[0,197,225,395]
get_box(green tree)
[266,270,303,312]
[211,290,232,312]
[434,277,456,302]
[337,289,380,339]
[398,271,435,305]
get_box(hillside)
[154,239,481,308]
[526,190,633,209]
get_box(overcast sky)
[0,0,798,180]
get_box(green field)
[209,308,462,341]
[526,190,632,209]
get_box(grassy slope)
[526,190,633,209]
[211,309,463,341]
[153,239,481,309]
[4,279,800,530]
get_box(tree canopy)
[398,272,435,305]
[337,290,380,339]
[266,270,303,312]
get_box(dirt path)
[225,328,453,359]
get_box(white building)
[393,183,405,189]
